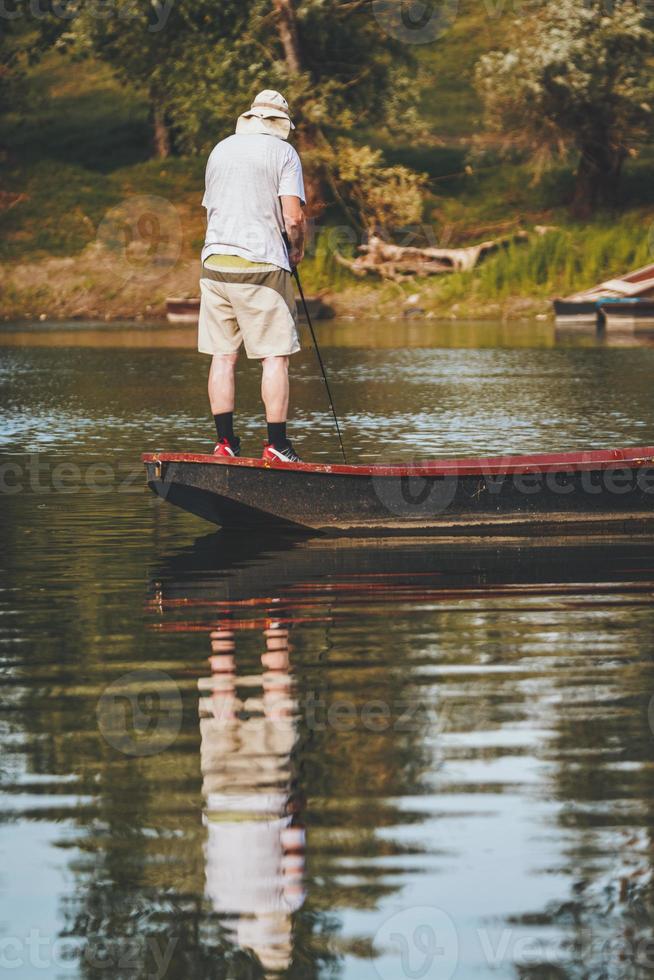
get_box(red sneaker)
[213,437,241,458]
[262,442,302,464]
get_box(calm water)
[2,320,654,980]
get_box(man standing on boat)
[198,89,306,463]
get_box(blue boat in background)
[554,262,654,329]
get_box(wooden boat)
[165,295,334,324]
[143,446,654,538]
[598,298,654,331]
[553,298,602,327]
[554,262,654,328]
[165,297,200,324]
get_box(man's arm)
[281,195,305,267]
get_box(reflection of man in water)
[198,620,305,974]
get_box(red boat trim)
[625,264,654,285]
[142,446,654,478]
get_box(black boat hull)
[144,450,654,538]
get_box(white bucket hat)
[241,89,295,130]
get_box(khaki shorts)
[198,259,301,360]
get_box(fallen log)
[335,231,529,280]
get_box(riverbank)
[4,214,652,323]
[0,247,552,323]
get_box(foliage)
[23,0,422,220]
[474,0,654,213]
[300,226,356,293]
[332,140,427,233]
[42,0,413,153]
[0,7,51,114]
[434,219,652,310]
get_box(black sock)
[267,421,288,449]
[214,412,235,443]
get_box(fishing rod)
[285,235,348,464]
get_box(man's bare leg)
[261,355,290,424]
[261,355,301,459]
[208,353,239,414]
[209,353,239,452]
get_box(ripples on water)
[1,323,654,979]
[1,324,654,459]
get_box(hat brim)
[243,108,295,130]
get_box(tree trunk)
[272,0,329,215]
[152,101,171,159]
[571,141,626,218]
[273,0,302,73]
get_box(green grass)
[0,54,206,261]
[299,210,654,316]
[300,227,358,293]
[487,222,651,296]
[0,155,206,261]
[425,218,653,313]
[0,3,514,264]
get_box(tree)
[36,0,425,226]
[273,0,302,74]
[171,0,422,222]
[332,140,426,235]
[154,1,416,143]
[51,0,252,158]
[474,0,654,216]
[0,5,55,121]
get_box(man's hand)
[281,195,305,269]
[289,246,304,269]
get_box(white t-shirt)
[201,134,306,273]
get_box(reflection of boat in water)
[143,447,654,538]
[599,298,654,331]
[149,532,654,611]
